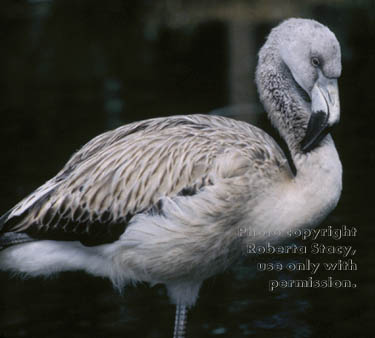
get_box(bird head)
[277,18,342,152]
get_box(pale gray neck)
[255,42,342,227]
[294,134,342,191]
[289,134,342,231]
[256,46,310,158]
[242,134,342,243]
[255,43,335,172]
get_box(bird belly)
[100,212,243,286]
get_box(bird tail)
[0,178,61,249]
[0,232,35,250]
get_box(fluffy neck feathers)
[255,35,342,195]
[256,44,311,159]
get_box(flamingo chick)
[0,18,342,337]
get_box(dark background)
[0,0,374,337]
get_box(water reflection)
[0,1,373,337]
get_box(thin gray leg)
[173,303,188,338]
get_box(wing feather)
[0,115,287,245]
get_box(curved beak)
[301,71,340,152]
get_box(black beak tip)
[301,139,314,153]
[300,110,330,153]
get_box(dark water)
[0,1,374,337]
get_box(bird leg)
[173,303,188,338]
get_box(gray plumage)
[0,18,343,338]
[256,18,341,155]
[1,115,286,241]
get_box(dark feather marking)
[0,207,142,247]
[42,208,54,226]
[0,232,36,250]
[0,185,58,233]
[48,210,61,229]
[73,208,83,221]
[109,122,151,144]
[178,187,197,197]
[1,212,29,233]
[124,213,133,223]
[61,207,72,219]
[22,216,128,246]
[254,148,266,161]
[54,165,75,182]
[158,119,210,131]
[79,210,90,223]
[189,123,210,130]
[100,210,112,223]
[0,210,13,232]
[147,199,165,217]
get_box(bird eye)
[311,57,320,67]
